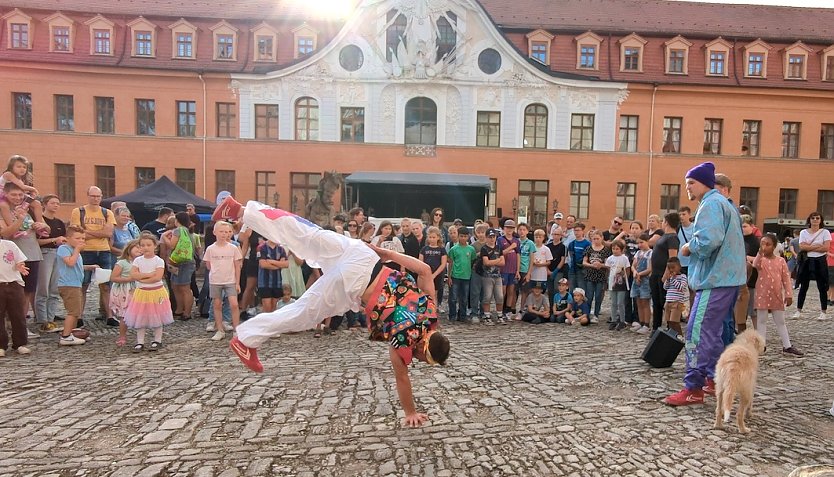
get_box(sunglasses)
[348,224,357,227]
[811,216,821,220]
[434,213,443,217]
[614,221,623,225]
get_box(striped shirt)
[256,243,286,289]
[663,274,689,303]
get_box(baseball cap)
[503,219,516,228]
[554,212,564,219]
[486,229,497,238]
[558,278,568,284]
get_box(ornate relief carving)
[477,87,501,108]
[381,86,396,119]
[339,82,366,104]
[446,87,461,140]
[616,89,630,106]
[569,89,599,111]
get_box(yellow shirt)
[70,205,116,252]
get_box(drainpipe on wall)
[731,38,741,86]
[647,83,658,219]
[198,72,207,198]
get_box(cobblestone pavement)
[2,289,833,477]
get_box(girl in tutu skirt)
[110,240,141,346]
[125,234,173,352]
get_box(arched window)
[404,97,437,145]
[523,103,547,149]
[386,10,407,62]
[295,97,318,140]
[436,12,457,62]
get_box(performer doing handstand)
[214,197,450,427]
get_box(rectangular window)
[659,184,680,215]
[216,170,235,196]
[739,187,759,221]
[747,53,763,77]
[254,104,279,139]
[668,49,685,73]
[778,189,798,219]
[52,26,70,51]
[531,42,547,64]
[618,115,638,152]
[256,171,277,205]
[570,114,594,150]
[787,55,804,79]
[488,178,497,218]
[624,47,640,71]
[820,124,834,160]
[10,23,28,48]
[570,181,590,220]
[662,117,682,153]
[176,100,197,137]
[290,172,320,215]
[709,51,725,75]
[742,120,761,156]
[257,36,274,60]
[435,12,456,62]
[175,168,196,194]
[217,34,234,59]
[579,45,596,68]
[94,29,110,54]
[55,164,75,203]
[135,167,155,188]
[616,182,637,221]
[703,118,723,155]
[818,190,834,220]
[297,37,314,57]
[95,96,115,134]
[13,92,32,130]
[135,31,152,56]
[476,111,501,147]
[54,94,74,131]
[216,102,236,138]
[340,107,365,143]
[518,180,549,227]
[176,32,193,58]
[782,122,801,158]
[95,165,116,199]
[136,99,155,136]
[827,56,834,81]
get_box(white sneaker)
[793,310,802,319]
[818,312,828,321]
[590,315,599,324]
[206,322,215,332]
[637,326,650,335]
[247,307,257,315]
[16,346,31,355]
[27,330,39,339]
[829,403,834,418]
[630,322,642,331]
[59,334,86,346]
[470,316,480,324]
[223,322,234,331]
[211,330,226,341]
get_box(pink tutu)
[124,285,174,329]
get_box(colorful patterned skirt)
[124,285,174,329]
[110,281,137,319]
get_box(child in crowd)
[0,236,30,356]
[568,223,591,293]
[56,226,94,346]
[204,221,243,341]
[0,155,44,231]
[662,257,689,335]
[276,283,296,310]
[582,230,611,323]
[630,233,652,334]
[110,240,141,346]
[445,225,459,253]
[565,288,590,326]
[480,229,505,325]
[528,228,553,298]
[498,220,521,322]
[257,239,288,313]
[551,278,573,323]
[753,234,804,356]
[606,240,631,331]
[516,223,538,313]
[125,234,174,352]
[419,226,447,307]
[521,282,550,324]
[469,223,489,322]
[447,227,476,321]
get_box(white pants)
[235,202,378,348]
[755,309,792,349]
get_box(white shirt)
[530,244,553,281]
[800,228,832,258]
[0,239,27,286]
[605,254,631,290]
[371,235,404,253]
[132,255,165,288]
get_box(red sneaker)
[662,388,704,406]
[212,196,243,222]
[229,336,263,373]
[702,378,716,396]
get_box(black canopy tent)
[345,172,491,222]
[101,176,215,228]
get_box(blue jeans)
[585,280,605,317]
[346,310,367,328]
[469,273,484,316]
[610,290,628,323]
[569,268,586,295]
[449,278,470,321]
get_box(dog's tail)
[720,376,735,422]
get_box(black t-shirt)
[420,245,447,273]
[141,220,167,239]
[546,242,566,272]
[625,236,639,261]
[602,230,623,244]
[479,243,503,277]
[651,232,680,274]
[401,234,422,258]
[42,216,67,248]
[744,234,760,288]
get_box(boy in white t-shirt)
[523,228,553,309]
[204,221,243,341]
[0,238,30,356]
[605,240,631,331]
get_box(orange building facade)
[1,0,833,228]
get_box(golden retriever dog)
[714,329,766,433]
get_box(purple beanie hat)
[685,162,716,189]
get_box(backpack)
[78,206,109,229]
[169,226,194,264]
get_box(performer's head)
[414,330,449,366]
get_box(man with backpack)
[69,186,116,324]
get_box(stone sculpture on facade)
[304,171,345,226]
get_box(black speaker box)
[641,328,685,368]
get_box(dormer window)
[292,23,318,59]
[127,17,157,57]
[744,39,772,78]
[210,20,239,61]
[664,36,691,75]
[169,19,198,59]
[85,14,114,56]
[526,29,554,66]
[3,9,33,50]
[705,38,731,76]
[53,26,70,51]
[822,45,834,82]
[45,12,74,53]
[783,41,812,80]
[574,31,602,70]
[618,33,647,73]
[252,22,278,62]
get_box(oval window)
[478,48,502,75]
[339,45,364,72]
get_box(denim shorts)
[501,272,518,286]
[81,251,111,285]
[170,260,196,285]
[630,277,651,299]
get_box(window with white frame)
[744,39,772,79]
[127,17,157,57]
[3,9,32,50]
[210,20,238,61]
[618,33,646,73]
[705,38,731,76]
[85,15,114,56]
[574,31,602,70]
